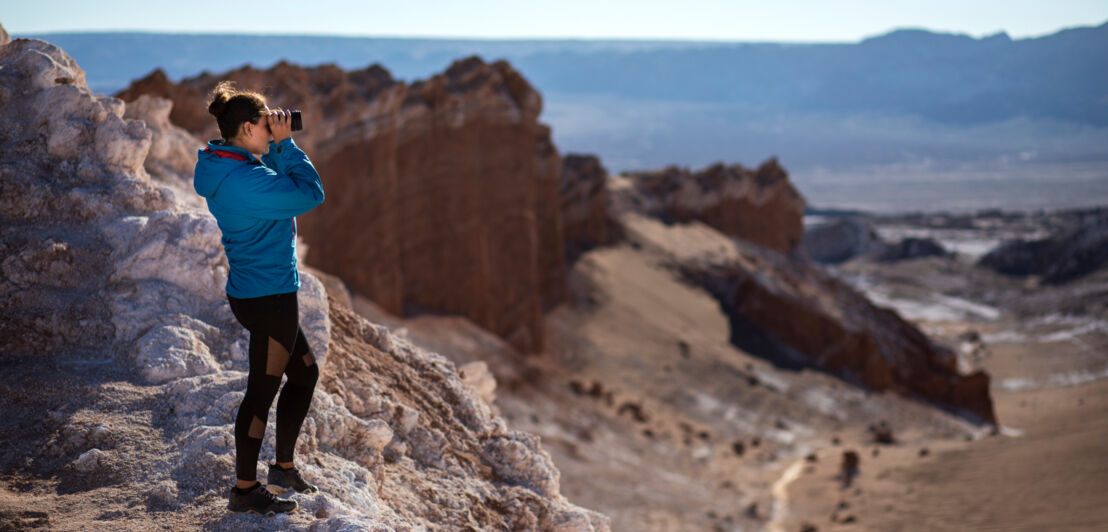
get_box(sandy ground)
[355,235,990,531]
[773,248,1108,532]
[777,339,1108,532]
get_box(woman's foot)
[267,463,319,494]
[227,481,298,515]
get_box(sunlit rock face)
[610,177,997,425]
[1,33,609,530]
[622,158,807,256]
[118,57,565,354]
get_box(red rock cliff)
[118,57,566,353]
[561,154,617,263]
[623,158,806,256]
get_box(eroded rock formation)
[803,216,886,263]
[610,177,996,424]
[804,216,949,264]
[561,154,616,263]
[979,208,1108,283]
[118,57,566,353]
[0,35,608,530]
[622,158,806,256]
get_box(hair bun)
[207,80,237,118]
[206,80,268,140]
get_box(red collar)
[204,147,254,162]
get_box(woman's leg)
[274,323,318,467]
[233,330,284,486]
[227,292,301,487]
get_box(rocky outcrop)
[1,36,608,530]
[609,175,995,424]
[622,158,806,256]
[561,154,617,262]
[117,57,566,353]
[873,237,948,262]
[805,217,948,264]
[978,209,1108,283]
[803,217,885,263]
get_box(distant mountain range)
[18,23,1108,212]
[25,22,1108,127]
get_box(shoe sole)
[267,482,319,495]
[227,500,299,515]
[266,484,292,495]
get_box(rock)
[122,94,205,209]
[144,480,179,511]
[868,420,895,444]
[134,323,221,384]
[0,23,9,46]
[481,432,561,497]
[562,154,617,262]
[87,423,112,446]
[2,36,610,530]
[73,448,106,473]
[621,158,806,255]
[978,209,1108,283]
[840,450,860,487]
[117,57,566,353]
[874,237,948,262]
[803,216,885,263]
[618,212,997,424]
[458,360,498,406]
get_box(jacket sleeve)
[217,138,324,219]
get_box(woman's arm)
[217,140,324,219]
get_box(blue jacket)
[193,137,324,299]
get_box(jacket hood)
[194,139,258,199]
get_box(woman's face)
[236,106,272,154]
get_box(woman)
[193,81,325,515]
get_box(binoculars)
[290,109,302,132]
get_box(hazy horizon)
[5,1,1107,42]
[12,22,1108,214]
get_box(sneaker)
[267,463,319,494]
[227,482,298,515]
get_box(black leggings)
[227,290,319,482]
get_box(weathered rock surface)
[978,208,1108,283]
[803,216,886,263]
[561,154,617,263]
[622,158,806,256]
[804,216,950,264]
[0,36,608,530]
[873,236,949,262]
[117,57,566,353]
[610,175,996,424]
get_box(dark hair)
[207,81,268,140]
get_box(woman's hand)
[267,108,293,143]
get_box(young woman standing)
[193,81,325,515]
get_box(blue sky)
[5,0,1106,42]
